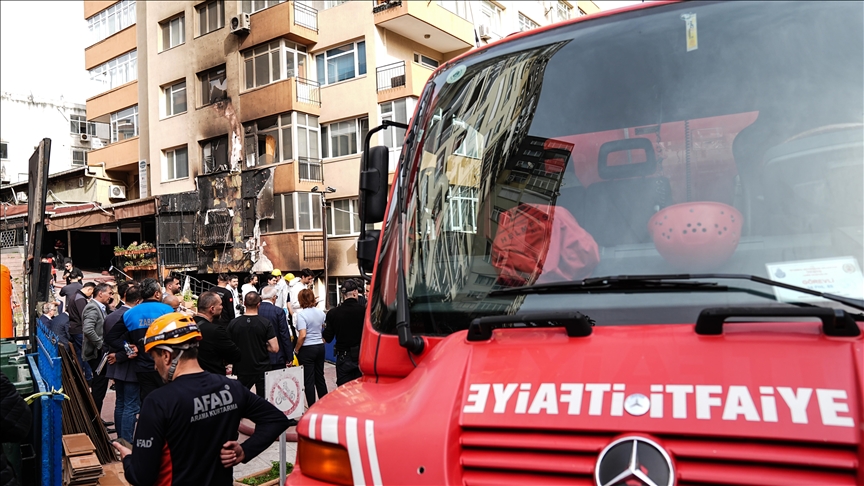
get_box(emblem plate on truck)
[596,436,673,486]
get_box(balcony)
[84,24,136,70]
[259,231,325,271]
[87,136,139,171]
[270,158,322,195]
[239,78,321,123]
[375,60,430,103]
[86,81,137,121]
[238,1,317,50]
[373,0,473,55]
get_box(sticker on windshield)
[681,13,698,52]
[766,257,864,303]
[446,65,467,84]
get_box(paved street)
[99,362,339,481]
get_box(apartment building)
[77,0,598,305]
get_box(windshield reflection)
[371,1,864,336]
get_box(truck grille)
[459,427,858,486]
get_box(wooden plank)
[62,433,95,456]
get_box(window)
[324,0,347,8]
[244,113,321,168]
[315,41,366,86]
[1,142,8,160]
[87,0,136,46]
[199,65,227,106]
[449,186,478,232]
[413,53,439,70]
[321,117,368,158]
[201,136,229,174]
[70,115,98,136]
[72,148,87,167]
[197,0,224,36]
[163,146,189,181]
[518,13,538,31]
[480,1,502,35]
[297,192,322,230]
[160,14,185,51]
[164,81,187,117]
[380,99,414,149]
[110,105,139,143]
[263,193,295,233]
[241,0,285,14]
[88,50,137,95]
[327,198,360,236]
[436,0,468,20]
[556,1,571,22]
[243,40,308,90]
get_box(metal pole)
[321,195,328,309]
[279,432,286,484]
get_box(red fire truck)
[289,1,864,484]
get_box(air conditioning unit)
[109,184,126,200]
[79,133,90,142]
[230,13,251,35]
[16,191,27,203]
[478,24,492,40]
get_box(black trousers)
[297,344,327,406]
[335,353,362,386]
[238,373,266,398]
[86,351,109,414]
[136,370,164,401]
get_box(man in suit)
[39,302,69,346]
[69,282,96,381]
[258,286,294,370]
[105,285,141,443]
[195,291,243,376]
[82,283,114,414]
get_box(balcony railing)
[299,157,323,182]
[376,61,407,91]
[158,244,197,267]
[372,0,402,14]
[303,235,324,261]
[295,77,321,106]
[294,2,318,31]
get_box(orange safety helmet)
[143,312,202,353]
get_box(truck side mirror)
[359,146,389,224]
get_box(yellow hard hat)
[144,313,201,352]
[271,269,282,276]
[285,273,295,281]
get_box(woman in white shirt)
[293,288,328,406]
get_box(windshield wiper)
[489,273,864,312]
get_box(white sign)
[138,160,148,198]
[265,366,305,419]
[766,257,864,303]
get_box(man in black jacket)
[0,373,31,486]
[209,274,237,327]
[323,280,365,386]
[195,292,242,376]
[69,282,96,382]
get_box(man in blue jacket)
[257,285,294,370]
[105,283,141,443]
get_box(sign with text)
[138,160,148,198]
[265,366,304,419]
[766,257,864,303]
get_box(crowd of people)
[33,263,369,484]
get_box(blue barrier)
[27,323,63,486]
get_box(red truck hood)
[460,323,862,444]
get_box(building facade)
[74,0,598,305]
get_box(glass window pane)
[271,195,284,232]
[167,152,175,180]
[298,127,308,158]
[358,41,366,75]
[245,59,254,89]
[326,43,353,57]
[209,2,218,31]
[285,50,295,78]
[298,194,311,229]
[271,51,281,82]
[320,126,328,158]
[352,200,361,233]
[282,127,292,160]
[162,23,170,50]
[309,129,319,159]
[200,7,207,34]
[284,193,294,229]
[316,54,325,85]
[176,148,188,178]
[312,194,322,229]
[175,84,187,113]
[255,54,269,87]
[171,18,181,46]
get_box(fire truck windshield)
[369,1,864,336]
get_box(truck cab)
[289,2,864,484]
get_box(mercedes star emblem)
[624,393,650,416]
[595,436,674,486]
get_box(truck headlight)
[297,435,353,485]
